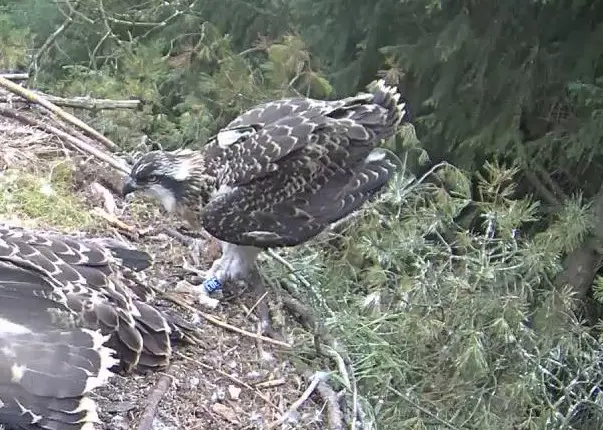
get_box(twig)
[157,289,292,349]
[0,107,128,172]
[0,93,141,110]
[0,76,119,150]
[266,248,313,290]
[266,371,328,429]
[253,378,287,389]
[175,352,280,410]
[136,373,173,430]
[0,73,29,81]
[91,207,135,232]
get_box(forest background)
[1,1,603,429]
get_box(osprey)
[122,79,408,294]
[0,223,183,429]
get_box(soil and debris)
[0,109,336,429]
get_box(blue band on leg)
[202,277,222,293]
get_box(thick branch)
[0,93,141,110]
[0,76,118,150]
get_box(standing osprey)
[122,79,408,293]
[0,223,181,429]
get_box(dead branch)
[266,371,328,429]
[0,73,29,81]
[0,106,128,172]
[136,373,173,430]
[0,93,141,110]
[0,76,119,150]
[91,207,135,232]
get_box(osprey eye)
[147,175,159,183]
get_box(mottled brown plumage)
[0,223,183,429]
[123,79,408,287]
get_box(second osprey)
[122,79,409,294]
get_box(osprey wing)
[0,328,115,430]
[0,224,172,373]
[201,80,406,247]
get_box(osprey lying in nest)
[0,224,189,429]
[122,79,408,295]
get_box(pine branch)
[0,76,118,150]
[30,0,80,77]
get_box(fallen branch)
[0,93,141,110]
[136,373,173,430]
[266,371,328,429]
[0,73,29,81]
[0,76,119,150]
[0,106,129,172]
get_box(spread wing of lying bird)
[0,223,192,430]
[123,79,409,293]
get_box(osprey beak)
[121,177,139,198]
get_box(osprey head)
[122,150,205,213]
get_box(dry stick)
[0,76,118,150]
[136,373,173,430]
[155,289,292,349]
[175,352,280,411]
[0,107,129,173]
[266,371,328,429]
[0,94,141,110]
[0,73,29,81]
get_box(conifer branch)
[31,0,80,77]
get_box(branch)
[0,73,29,81]
[0,107,129,173]
[136,373,172,430]
[31,0,80,76]
[524,169,562,209]
[0,93,141,110]
[0,76,119,150]
[266,372,328,429]
[156,289,292,349]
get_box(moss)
[0,165,92,230]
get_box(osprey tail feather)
[367,79,408,141]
